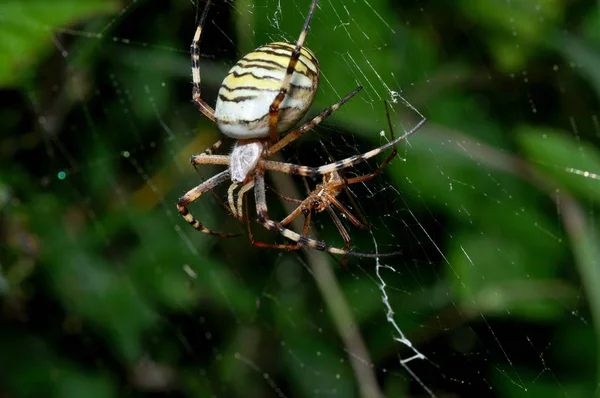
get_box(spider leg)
[325,194,367,229]
[191,0,216,121]
[190,153,237,216]
[227,183,240,218]
[280,200,309,226]
[253,170,399,259]
[267,0,319,144]
[190,154,229,167]
[259,106,427,178]
[325,207,351,267]
[277,193,356,265]
[344,100,399,185]
[266,86,362,156]
[268,187,304,204]
[245,191,311,251]
[340,184,370,228]
[177,169,241,237]
[189,0,227,190]
[204,137,227,155]
[236,181,255,221]
[329,139,399,230]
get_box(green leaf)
[0,1,118,87]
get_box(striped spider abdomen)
[215,42,320,139]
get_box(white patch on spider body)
[229,140,264,183]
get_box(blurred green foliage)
[1,0,599,397]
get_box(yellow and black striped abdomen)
[214,42,320,139]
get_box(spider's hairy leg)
[245,194,312,251]
[326,194,367,229]
[311,116,426,176]
[191,0,216,121]
[189,153,228,181]
[253,170,400,259]
[268,0,319,144]
[280,201,310,226]
[190,153,235,214]
[340,182,370,228]
[177,169,241,237]
[325,206,351,267]
[190,154,229,167]
[190,153,262,224]
[227,183,240,218]
[226,180,254,221]
[236,181,255,220]
[266,86,363,157]
[344,100,399,186]
[259,116,427,178]
[268,187,303,205]
[204,137,227,155]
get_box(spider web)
[2,0,600,397]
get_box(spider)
[177,0,426,259]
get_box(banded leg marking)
[191,0,216,121]
[268,0,320,143]
[177,169,240,237]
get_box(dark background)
[1,0,599,397]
